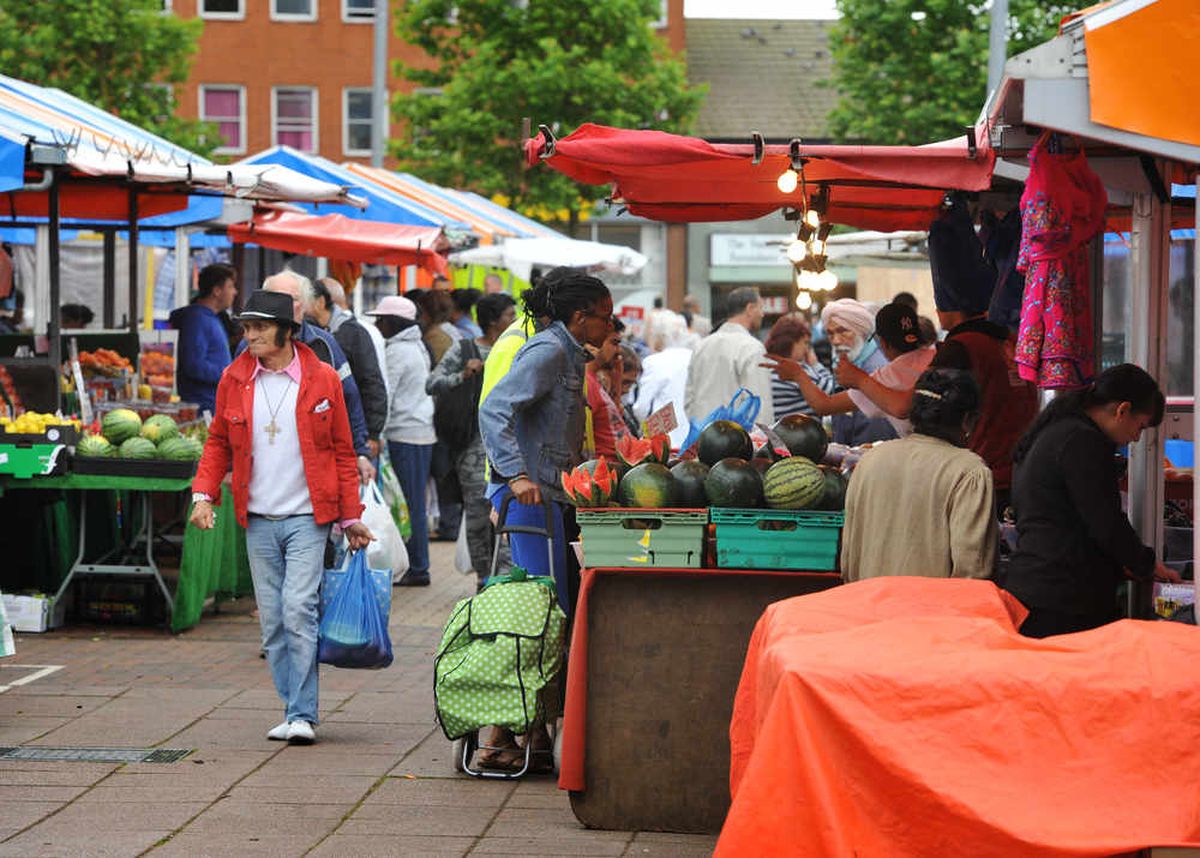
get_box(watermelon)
[816,466,848,511]
[697,420,752,466]
[119,436,157,459]
[705,458,764,508]
[615,434,671,469]
[771,414,829,464]
[140,413,179,444]
[76,433,114,458]
[763,456,825,510]
[562,457,618,507]
[101,408,142,445]
[669,460,710,508]
[157,436,200,462]
[619,462,677,508]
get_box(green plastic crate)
[577,509,708,568]
[0,443,66,479]
[712,507,844,571]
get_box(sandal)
[476,727,525,771]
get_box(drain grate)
[0,746,194,763]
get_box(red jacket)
[193,342,363,528]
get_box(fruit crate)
[0,443,68,479]
[577,509,708,569]
[2,425,80,446]
[711,508,844,571]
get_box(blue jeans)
[245,514,331,725]
[388,441,434,577]
[488,483,569,613]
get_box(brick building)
[171,0,684,166]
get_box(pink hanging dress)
[1014,138,1109,389]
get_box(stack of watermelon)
[555,418,848,512]
[76,409,202,462]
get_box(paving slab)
[309,833,475,858]
[337,803,496,838]
[360,775,515,807]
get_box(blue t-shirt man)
[169,263,238,415]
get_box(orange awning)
[1082,0,1200,147]
[228,211,447,274]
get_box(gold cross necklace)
[259,374,295,445]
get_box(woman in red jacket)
[190,290,372,746]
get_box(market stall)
[718,576,1200,856]
[0,73,360,633]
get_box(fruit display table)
[559,566,841,834]
[0,476,251,632]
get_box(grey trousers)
[456,435,510,584]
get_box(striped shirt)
[772,363,837,419]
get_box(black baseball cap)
[234,290,300,329]
[874,302,923,353]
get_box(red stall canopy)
[228,211,448,274]
[524,123,997,231]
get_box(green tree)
[392,0,705,230]
[0,0,215,156]
[827,0,1073,145]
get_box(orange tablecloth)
[718,577,1200,857]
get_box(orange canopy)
[719,577,1200,857]
[228,211,447,274]
[1081,0,1200,147]
[525,123,996,231]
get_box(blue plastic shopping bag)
[679,387,763,452]
[318,550,394,669]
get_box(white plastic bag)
[454,513,472,575]
[361,482,409,583]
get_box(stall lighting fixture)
[776,168,799,194]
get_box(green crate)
[0,443,66,479]
[577,509,708,568]
[712,507,844,571]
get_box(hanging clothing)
[1014,138,1108,389]
[982,207,1025,335]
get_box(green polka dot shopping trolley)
[434,496,567,779]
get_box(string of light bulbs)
[777,157,838,309]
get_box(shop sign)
[710,234,792,267]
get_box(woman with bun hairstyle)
[841,368,997,582]
[478,268,614,614]
[1005,363,1181,637]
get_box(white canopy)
[449,236,648,281]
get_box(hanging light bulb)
[776,169,799,194]
[816,270,839,292]
[785,239,808,264]
[795,290,813,310]
[810,239,826,257]
[805,208,821,230]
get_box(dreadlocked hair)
[1012,363,1164,463]
[524,267,609,325]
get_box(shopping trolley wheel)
[451,737,467,773]
[552,728,563,775]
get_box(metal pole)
[128,188,139,332]
[1194,180,1199,611]
[371,0,389,168]
[1127,186,1169,618]
[48,176,62,413]
[103,231,116,329]
[987,0,1009,99]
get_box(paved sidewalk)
[0,543,718,857]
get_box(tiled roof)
[685,18,837,141]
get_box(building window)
[272,87,318,152]
[651,0,668,28]
[343,0,375,21]
[271,0,316,21]
[200,0,243,19]
[200,85,245,154]
[343,89,374,156]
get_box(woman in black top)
[1005,364,1182,637]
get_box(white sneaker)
[266,721,290,741]
[286,721,316,745]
